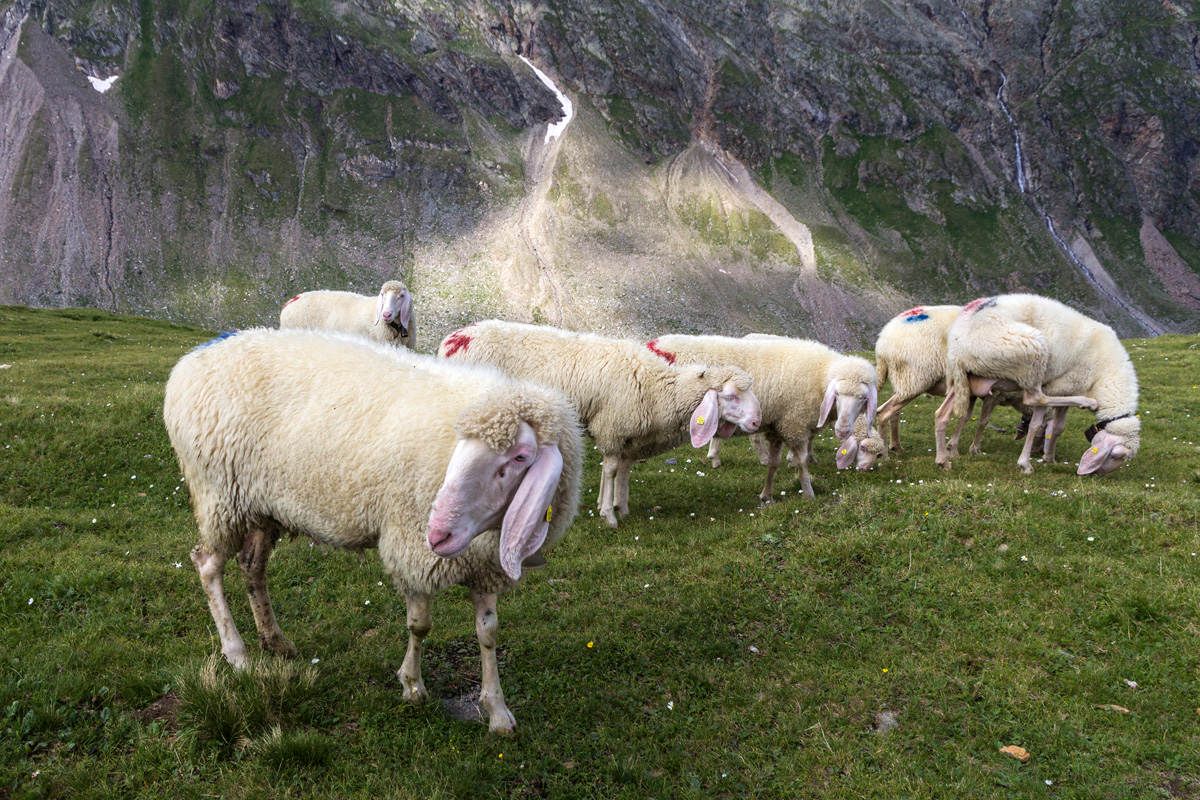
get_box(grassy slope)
[1,306,1198,799]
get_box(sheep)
[834,416,888,471]
[163,327,583,735]
[279,280,415,349]
[933,294,1140,475]
[438,320,761,527]
[874,305,1036,459]
[646,334,877,501]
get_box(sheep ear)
[1077,431,1127,476]
[398,290,412,331]
[690,390,720,447]
[500,444,563,581]
[866,384,878,429]
[835,436,859,470]
[818,381,838,427]
[374,292,385,327]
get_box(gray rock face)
[0,0,1197,340]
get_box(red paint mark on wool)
[282,295,301,310]
[900,306,925,318]
[962,297,992,315]
[645,339,676,364]
[442,330,473,358]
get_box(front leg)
[399,592,432,703]
[615,457,633,518]
[759,437,784,504]
[1017,407,1047,474]
[598,454,620,528]
[947,396,977,459]
[706,438,722,468]
[1024,388,1098,411]
[794,435,815,499]
[933,391,956,470]
[1042,407,1069,463]
[471,590,516,736]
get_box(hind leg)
[235,526,296,658]
[615,457,633,518]
[191,544,249,668]
[1041,407,1069,463]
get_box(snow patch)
[88,75,118,93]
[519,56,574,143]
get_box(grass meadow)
[1,305,1198,799]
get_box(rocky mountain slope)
[1,0,1198,349]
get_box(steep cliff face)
[0,0,1197,347]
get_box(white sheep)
[834,416,888,471]
[874,305,1036,459]
[163,328,583,735]
[934,294,1140,474]
[646,334,877,501]
[279,280,415,349]
[438,321,761,527]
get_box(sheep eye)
[514,454,528,463]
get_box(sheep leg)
[235,527,296,658]
[933,391,956,470]
[1023,387,1098,411]
[598,454,620,528]
[1017,407,1048,474]
[1041,407,1069,463]
[875,394,912,453]
[471,590,516,736]
[947,395,977,458]
[615,457,633,518]
[968,394,1002,454]
[794,436,815,499]
[706,438,722,468]
[398,592,432,703]
[190,545,249,668]
[758,438,784,504]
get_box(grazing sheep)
[280,280,415,349]
[646,334,877,501]
[438,321,761,527]
[835,416,888,471]
[934,294,1140,474]
[874,305,1034,459]
[163,328,582,735]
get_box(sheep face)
[714,378,761,437]
[1077,417,1140,475]
[375,283,412,336]
[820,381,878,439]
[426,422,564,580]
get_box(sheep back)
[280,285,415,349]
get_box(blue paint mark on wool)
[192,330,240,351]
[903,313,930,323]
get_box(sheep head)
[820,357,879,439]
[426,421,563,581]
[1077,416,1140,475]
[375,281,413,337]
[680,365,761,447]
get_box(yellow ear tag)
[696,416,705,426]
[841,449,848,455]
[1092,447,1099,453]
[545,505,553,523]
[1045,431,1052,438]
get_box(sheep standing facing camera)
[280,280,415,349]
[934,294,1140,475]
[646,334,877,501]
[164,328,582,735]
[439,320,761,528]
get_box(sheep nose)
[382,311,393,321]
[427,527,452,549]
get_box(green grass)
[2,305,1199,798]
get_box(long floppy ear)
[818,380,838,427]
[398,290,413,331]
[866,384,878,429]
[836,437,860,470]
[499,444,563,581]
[374,291,385,326]
[1077,431,1127,476]
[690,390,720,447]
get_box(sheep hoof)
[937,460,952,471]
[399,675,429,704]
[708,458,721,468]
[260,635,298,659]
[488,711,517,736]
[969,445,982,455]
[1019,462,1034,475]
[222,647,250,670]
[603,513,619,529]
[758,494,773,506]
[947,447,960,458]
